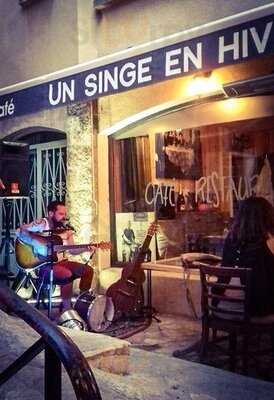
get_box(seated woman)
[220,196,274,318]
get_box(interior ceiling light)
[221,97,239,112]
[186,71,222,97]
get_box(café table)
[141,256,183,316]
[141,253,221,359]
[141,253,221,319]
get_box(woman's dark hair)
[229,196,274,245]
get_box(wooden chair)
[180,253,221,319]
[199,264,274,373]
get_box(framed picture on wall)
[155,129,202,179]
[115,212,156,263]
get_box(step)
[61,327,130,375]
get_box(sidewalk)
[1,310,274,400]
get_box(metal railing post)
[45,344,62,400]
[0,285,102,400]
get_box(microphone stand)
[47,230,55,319]
[0,197,17,285]
[45,225,73,318]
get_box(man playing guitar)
[17,200,95,311]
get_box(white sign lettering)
[48,80,75,106]
[218,21,273,63]
[144,173,259,210]
[2,15,273,119]
[195,171,259,207]
[0,98,15,119]
[145,182,175,207]
[165,43,202,76]
[84,57,152,97]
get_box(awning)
[0,4,273,120]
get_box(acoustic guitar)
[15,235,111,270]
[107,222,157,315]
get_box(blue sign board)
[0,13,273,120]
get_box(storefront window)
[109,135,152,213]
[110,95,274,262]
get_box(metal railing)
[0,284,102,400]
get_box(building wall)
[1,0,273,87]
[95,0,274,55]
[0,0,79,87]
[0,107,67,139]
[1,0,274,289]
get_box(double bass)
[107,222,157,315]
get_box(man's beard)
[52,219,65,230]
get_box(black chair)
[12,236,72,318]
[12,261,59,317]
[199,264,274,373]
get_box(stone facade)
[66,102,98,261]
[1,1,274,299]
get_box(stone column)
[65,102,98,263]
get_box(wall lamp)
[186,71,222,97]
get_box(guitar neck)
[134,234,153,264]
[54,243,96,253]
